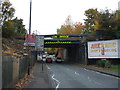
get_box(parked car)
[55,57,63,63]
[42,54,46,62]
[48,55,55,61]
[46,56,52,63]
[37,55,42,62]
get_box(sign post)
[35,36,44,72]
[24,34,35,75]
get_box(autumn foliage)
[57,16,84,35]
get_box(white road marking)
[46,64,51,70]
[87,76,92,82]
[52,75,60,90]
[84,68,90,71]
[75,72,79,75]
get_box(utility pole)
[118,1,120,10]
[28,0,32,75]
[29,0,32,35]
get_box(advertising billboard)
[88,40,120,58]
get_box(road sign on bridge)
[24,34,87,48]
[38,34,88,38]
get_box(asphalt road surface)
[46,62,120,89]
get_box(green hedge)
[96,60,111,68]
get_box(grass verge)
[103,65,120,72]
[91,65,120,72]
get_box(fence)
[2,51,37,89]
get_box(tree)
[94,9,119,39]
[114,10,120,30]
[57,25,74,35]
[95,9,116,31]
[65,15,73,25]
[1,1,27,38]
[57,15,74,35]
[1,1,15,23]
[57,16,83,35]
[12,17,27,36]
[73,22,84,34]
[84,8,99,33]
[2,18,27,38]
[114,10,120,38]
[2,20,16,38]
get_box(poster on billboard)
[88,39,120,58]
[35,35,44,51]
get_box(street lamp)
[27,0,32,75]
[29,0,32,35]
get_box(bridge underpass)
[39,34,88,64]
[44,44,87,64]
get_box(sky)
[8,0,120,35]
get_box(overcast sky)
[9,0,119,35]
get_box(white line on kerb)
[52,75,60,90]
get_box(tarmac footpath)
[23,62,54,89]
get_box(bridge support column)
[64,44,88,64]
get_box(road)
[46,62,119,89]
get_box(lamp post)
[28,0,32,75]
[29,0,32,35]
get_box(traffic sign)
[35,36,44,51]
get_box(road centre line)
[52,75,60,90]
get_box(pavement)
[23,62,54,89]
[23,61,120,89]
